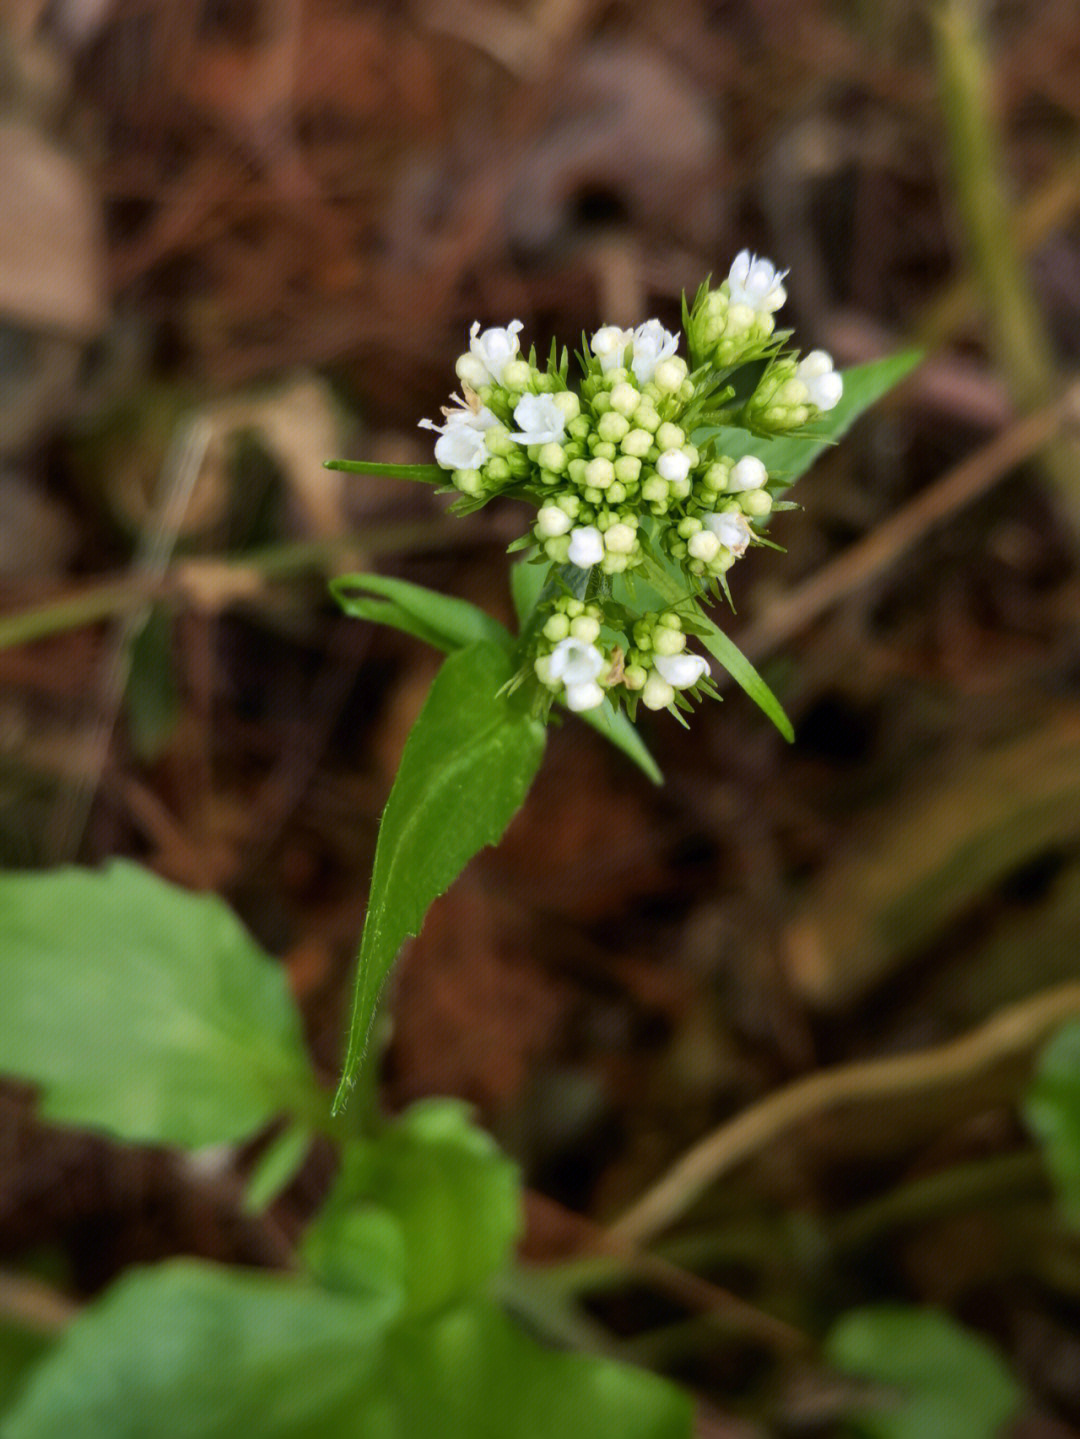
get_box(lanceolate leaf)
[324,458,444,484]
[332,573,513,654]
[697,349,922,482]
[0,863,321,1148]
[334,643,546,1112]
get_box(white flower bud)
[703,511,752,556]
[652,626,686,656]
[501,358,533,391]
[687,530,721,562]
[567,526,604,567]
[656,449,691,483]
[621,428,653,458]
[551,390,581,419]
[727,456,768,492]
[652,357,688,394]
[641,674,675,710]
[656,422,684,451]
[564,680,605,712]
[590,325,634,372]
[603,522,636,555]
[608,382,641,416]
[796,350,843,411]
[655,652,709,689]
[455,354,489,389]
[742,488,773,517]
[614,455,641,484]
[469,320,524,384]
[536,505,572,538]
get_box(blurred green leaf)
[332,572,513,654]
[0,1323,52,1417]
[698,350,923,481]
[1025,1020,1080,1225]
[0,862,321,1148]
[3,1262,692,1439]
[334,643,546,1112]
[242,1122,312,1215]
[324,458,443,483]
[826,1306,1023,1439]
[305,1099,520,1317]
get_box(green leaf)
[826,1306,1023,1439]
[644,562,794,743]
[697,349,923,482]
[576,698,664,784]
[0,862,321,1148]
[3,1264,693,1439]
[334,643,546,1111]
[324,458,443,484]
[2,1261,400,1439]
[242,1122,312,1215]
[510,552,548,626]
[1025,1020,1080,1225]
[0,1322,52,1417]
[305,1099,521,1317]
[332,573,513,654]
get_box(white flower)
[468,320,524,385]
[590,325,633,372]
[656,449,691,483]
[726,456,768,492]
[631,320,680,385]
[727,250,788,315]
[567,526,604,567]
[654,652,709,689]
[419,396,499,470]
[564,680,605,712]
[433,426,488,470]
[511,393,567,446]
[796,350,843,411]
[549,637,606,688]
[703,511,753,556]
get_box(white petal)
[656,449,691,483]
[703,511,752,556]
[726,456,768,492]
[511,392,567,445]
[630,319,679,384]
[567,526,604,567]
[590,325,633,372]
[655,652,709,689]
[549,637,605,686]
[434,427,488,470]
[564,680,605,712]
[469,320,524,385]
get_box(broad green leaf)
[305,1099,521,1317]
[3,1263,692,1439]
[698,349,922,483]
[0,1323,52,1416]
[826,1306,1023,1439]
[511,557,663,785]
[2,1261,399,1439]
[332,572,512,654]
[324,457,443,483]
[1025,1020,1080,1225]
[334,643,546,1111]
[644,562,794,742]
[0,862,321,1148]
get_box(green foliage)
[333,642,546,1111]
[698,350,923,483]
[1025,1020,1080,1225]
[0,862,321,1148]
[2,1261,692,1439]
[826,1306,1023,1439]
[304,1099,521,1318]
[331,572,513,654]
[0,1324,52,1416]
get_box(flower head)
[727,251,787,315]
[511,393,567,446]
[469,320,524,385]
[796,350,843,412]
[631,320,680,384]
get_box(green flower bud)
[742,488,773,517]
[598,411,630,444]
[656,422,685,451]
[623,664,648,691]
[502,359,533,390]
[614,454,641,484]
[621,428,653,458]
[453,469,484,494]
[538,442,567,473]
[652,626,686,656]
[640,475,668,504]
[608,382,640,416]
[641,674,675,711]
[543,613,571,642]
[570,615,601,644]
[584,457,615,488]
[552,390,581,420]
[677,516,703,538]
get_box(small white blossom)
[703,511,752,556]
[655,652,709,689]
[656,449,691,483]
[468,320,524,385]
[796,350,843,411]
[511,393,567,446]
[590,325,634,373]
[568,526,604,567]
[549,637,606,688]
[631,320,680,385]
[727,250,788,315]
[726,456,768,492]
[564,679,605,712]
[420,397,498,470]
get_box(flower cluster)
[419,253,842,719]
